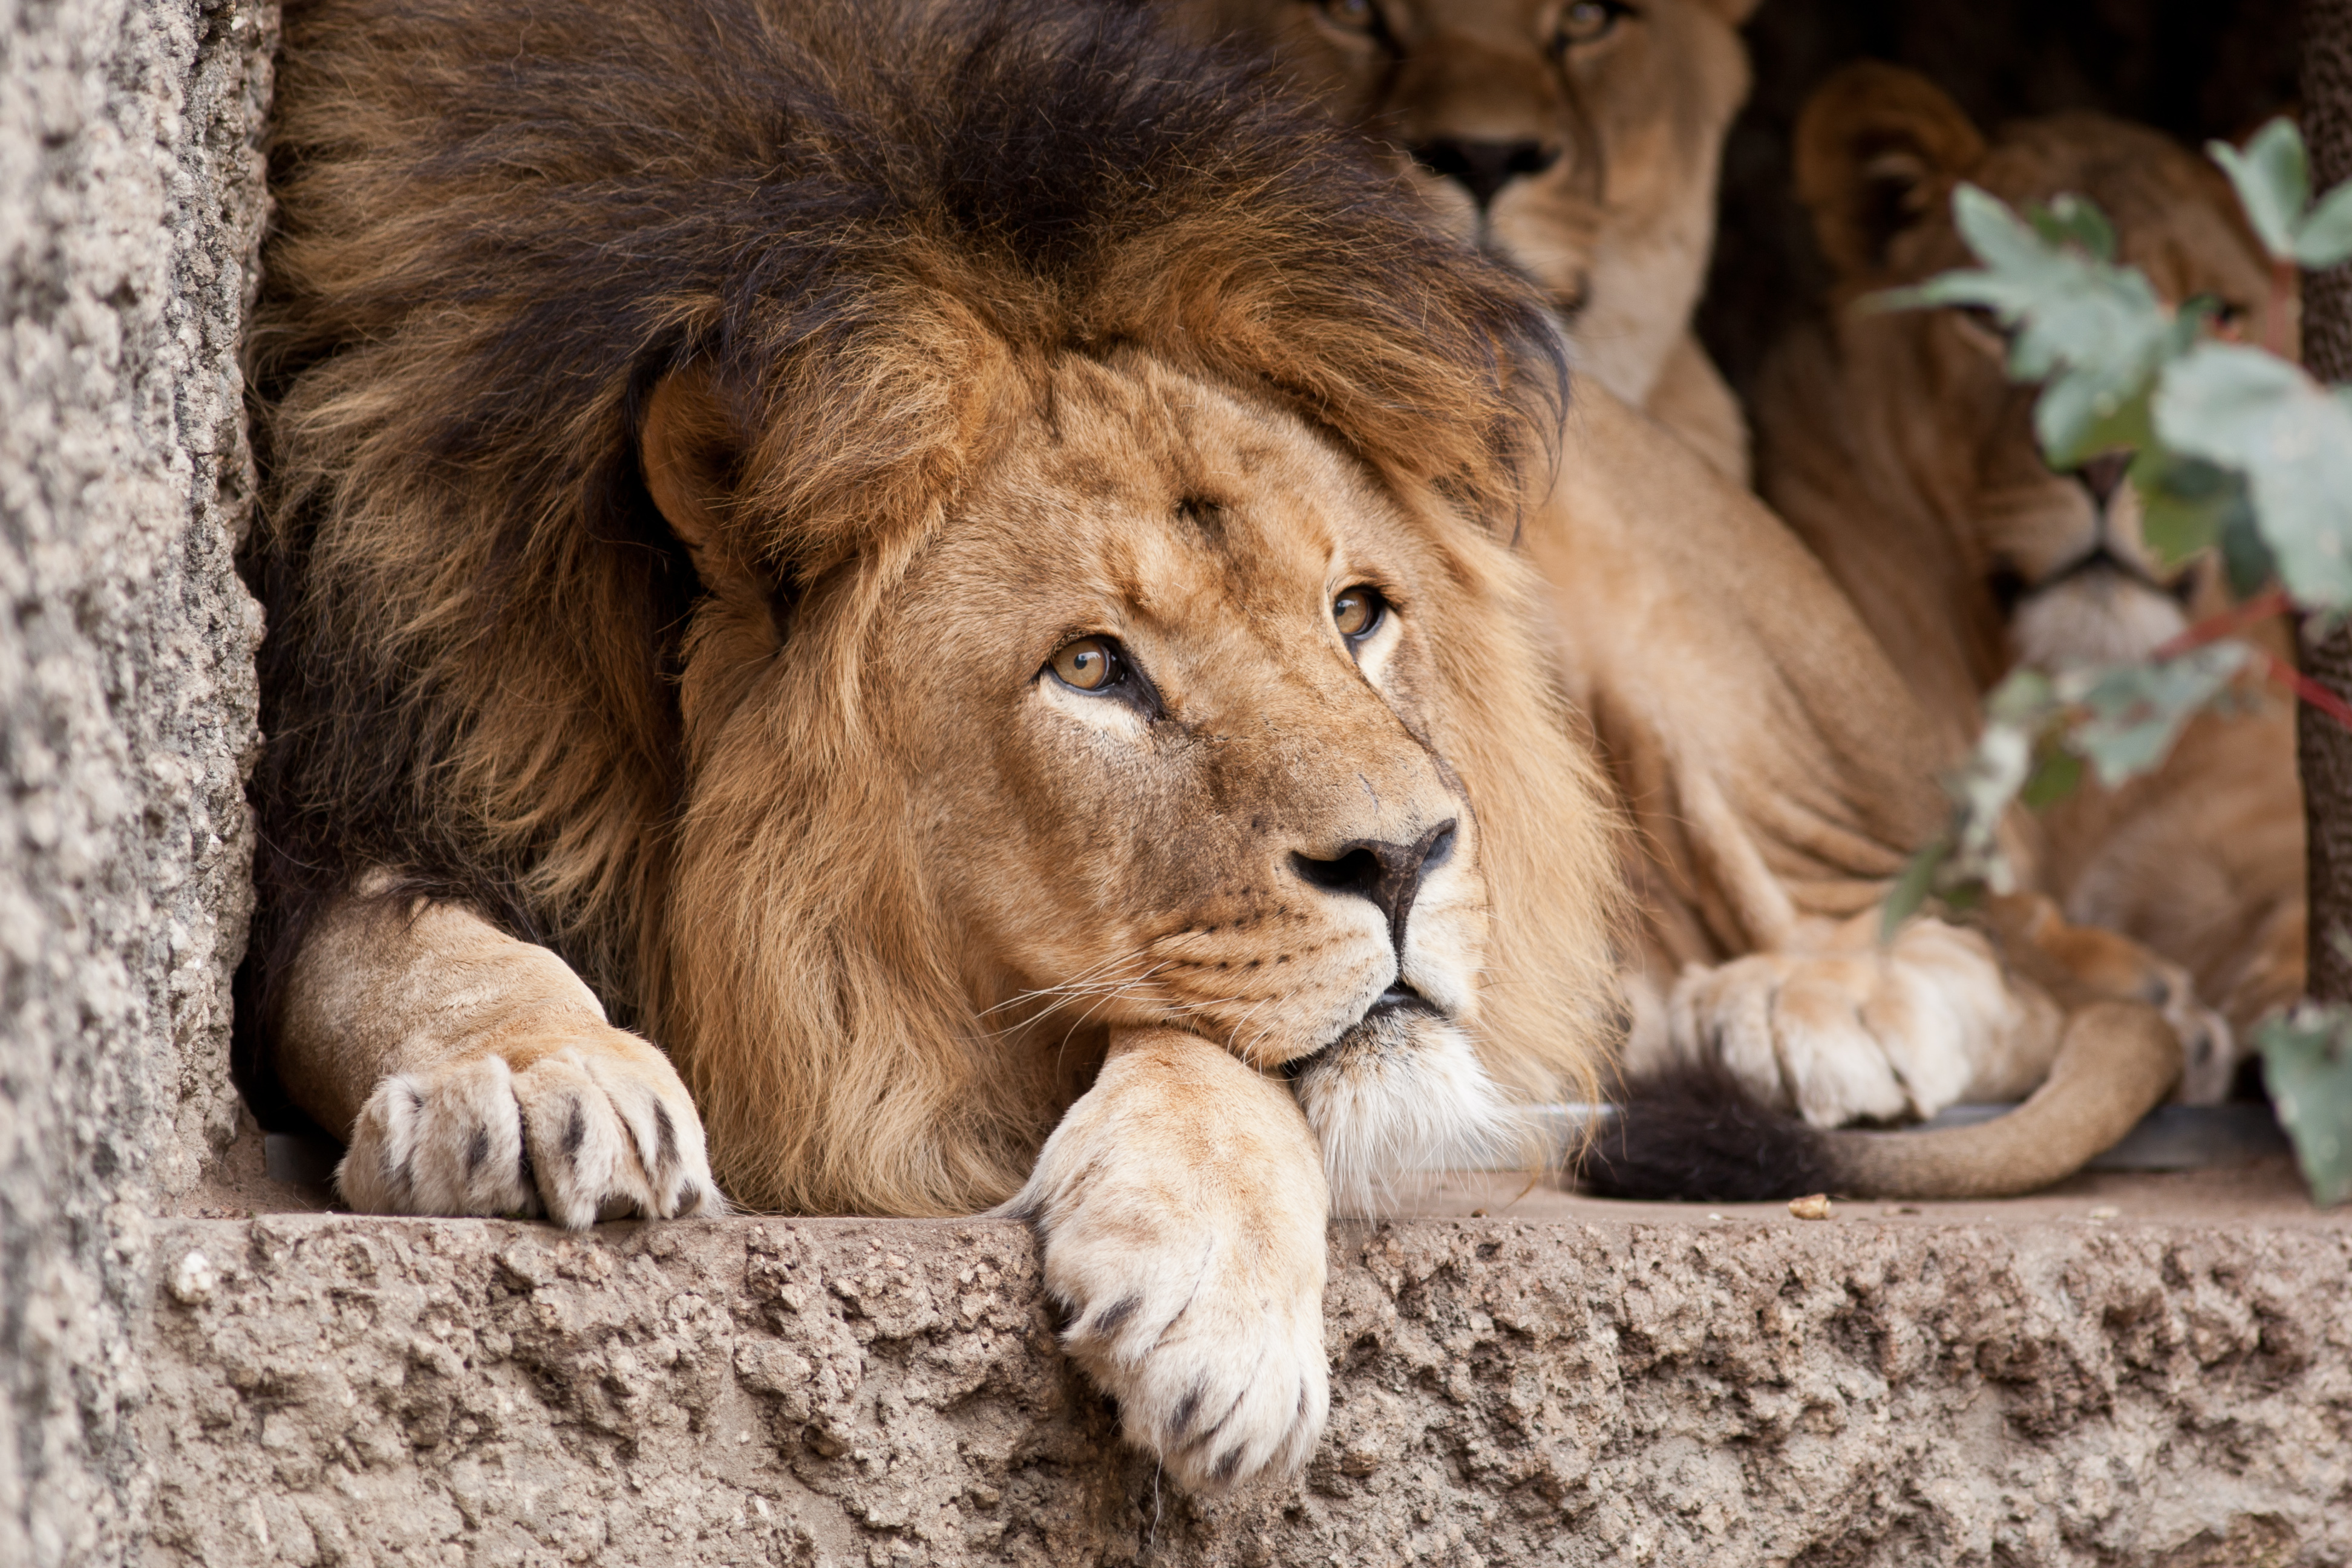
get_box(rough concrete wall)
[0,1,275,1563]
[140,1212,2352,1568]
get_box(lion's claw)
[1052,1229,1327,1493]
[338,1031,722,1226]
[1014,1028,1330,1494]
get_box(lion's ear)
[1794,62,1987,281]
[641,365,748,580]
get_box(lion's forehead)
[946,367,1388,603]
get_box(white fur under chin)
[1290,1014,1525,1218]
[2011,572,2187,669]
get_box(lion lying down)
[245,0,2209,1492]
[1754,62,2304,1083]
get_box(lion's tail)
[1579,1001,2180,1202]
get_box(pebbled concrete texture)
[140,1200,2352,1568]
[0,0,275,1563]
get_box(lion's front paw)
[338,1029,722,1227]
[1049,1201,1328,1494]
[1014,1027,1330,1494]
[1668,919,2047,1126]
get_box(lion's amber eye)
[1333,586,1386,641]
[1050,636,1123,693]
[1557,0,1626,47]
[1317,0,1381,34]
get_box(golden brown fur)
[1754,63,2303,1062]
[1156,0,1760,482]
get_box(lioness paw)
[1668,920,2046,1126]
[338,1030,721,1227]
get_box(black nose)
[1291,820,1458,954]
[2074,451,2132,508]
[1408,139,1561,212]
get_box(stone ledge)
[137,1169,2352,1567]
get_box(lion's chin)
[1289,1005,1526,1218]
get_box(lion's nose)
[1290,820,1457,953]
[2074,451,2132,509]
[1408,139,1561,212]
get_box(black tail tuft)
[1576,1059,1844,1202]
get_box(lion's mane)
[243,0,1615,1212]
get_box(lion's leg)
[273,880,720,1227]
[1009,1026,1328,1495]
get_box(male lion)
[246,0,2203,1492]
[1153,0,1760,483]
[1751,62,2302,1082]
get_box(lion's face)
[658,350,1550,1210]
[1165,0,1756,408]
[1786,66,2279,675]
[904,358,1489,1067]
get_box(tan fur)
[1161,0,1759,480]
[1757,63,2303,1071]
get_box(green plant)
[1877,119,2352,1207]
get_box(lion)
[1749,61,2304,1080]
[1154,0,1761,484]
[243,0,2211,1493]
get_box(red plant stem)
[2151,584,2295,658]
[2144,586,2352,730]
[2272,650,2352,731]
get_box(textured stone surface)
[139,1206,2352,1567]
[0,1,275,1563]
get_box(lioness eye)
[1049,636,1124,693]
[1318,0,1380,33]
[1557,0,1625,47]
[1333,586,1386,641]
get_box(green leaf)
[2019,745,2085,809]
[1881,837,1951,944]
[2027,194,2118,261]
[2208,119,2308,262]
[2131,448,2236,566]
[2296,182,2352,270]
[1984,666,2058,728]
[2220,509,2282,600]
[1893,188,2186,469]
[2063,644,2253,785]
[2154,343,2352,609]
[2258,1005,2352,1208]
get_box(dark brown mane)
[237,0,1565,1122]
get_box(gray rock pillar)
[0,2,276,1563]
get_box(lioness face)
[1795,69,2278,672]
[881,354,1508,1191]
[1165,0,1754,408]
